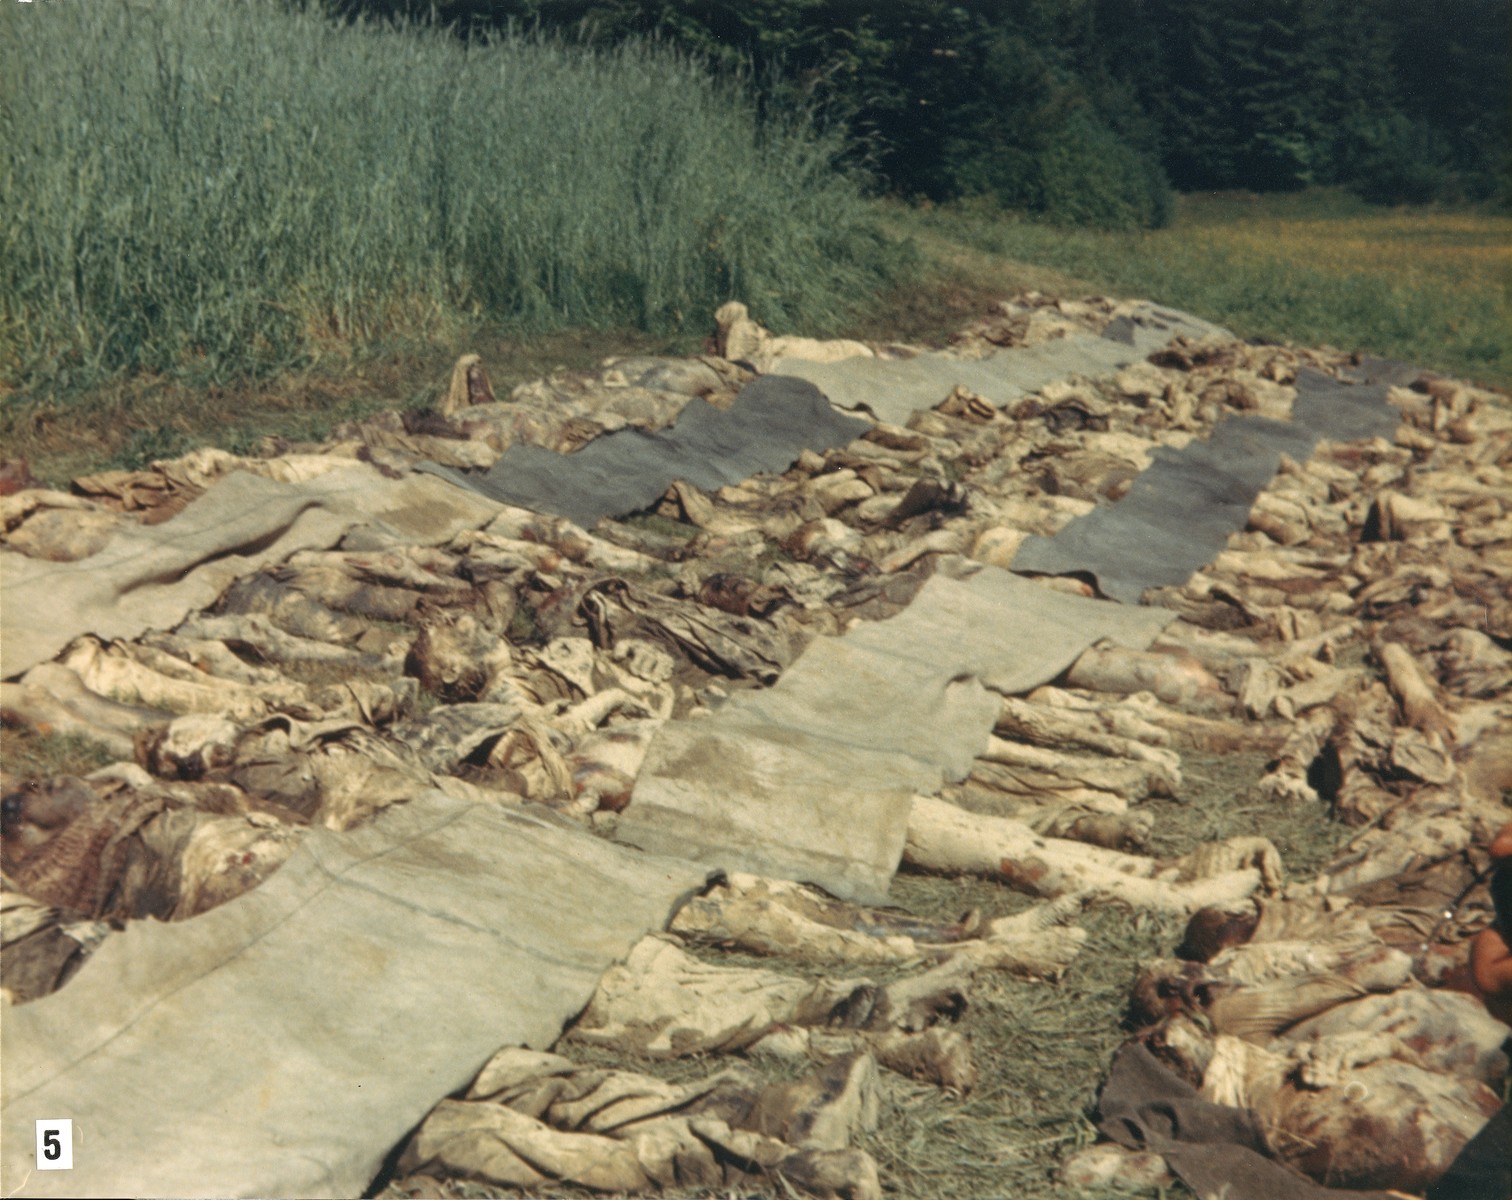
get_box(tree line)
[322,0,1510,227]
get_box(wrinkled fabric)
[0,891,112,1006]
[2,468,499,678]
[1,793,710,1199]
[1012,367,1406,603]
[1097,1043,1397,1200]
[771,302,1226,425]
[615,566,1173,902]
[1426,1105,1512,1200]
[420,375,868,528]
[1,294,1506,1200]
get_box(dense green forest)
[325,0,1511,227]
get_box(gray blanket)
[419,374,868,527]
[1011,364,1410,603]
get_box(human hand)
[1469,822,1512,1026]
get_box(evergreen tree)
[316,0,1509,211]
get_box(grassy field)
[1,0,1505,486]
[888,189,1512,391]
[11,187,1506,488]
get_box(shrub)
[1037,110,1174,230]
[1350,115,1458,205]
[943,105,1173,232]
[925,24,1173,233]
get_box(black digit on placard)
[42,1129,60,1161]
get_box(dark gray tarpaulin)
[1292,359,1415,443]
[614,566,1175,903]
[419,375,869,528]
[1011,365,1409,604]
[1,793,710,1199]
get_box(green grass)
[856,745,1344,1200]
[856,876,1185,1200]
[3,323,702,488]
[885,189,1512,391]
[4,3,1504,491]
[0,0,900,396]
[0,728,121,781]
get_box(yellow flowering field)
[1179,198,1512,300]
[895,191,1512,391]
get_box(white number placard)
[36,1119,73,1170]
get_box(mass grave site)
[1,291,1509,1200]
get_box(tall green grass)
[891,193,1512,391]
[0,0,899,393]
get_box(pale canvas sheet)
[1,467,500,678]
[0,792,710,1199]
[769,303,1227,425]
[614,567,1175,903]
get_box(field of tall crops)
[0,0,899,395]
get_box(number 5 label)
[35,1120,72,1170]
